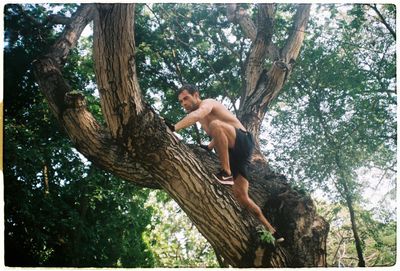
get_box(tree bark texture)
[33,3,329,267]
[228,4,311,160]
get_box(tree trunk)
[310,91,366,267]
[344,192,366,267]
[33,3,329,267]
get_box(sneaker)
[273,231,285,243]
[213,169,234,185]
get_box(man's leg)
[232,174,276,234]
[208,120,236,175]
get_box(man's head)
[178,84,201,113]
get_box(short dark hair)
[178,84,198,95]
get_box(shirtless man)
[166,84,283,243]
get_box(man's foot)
[273,231,285,243]
[213,169,233,185]
[256,226,284,245]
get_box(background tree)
[317,198,396,267]
[266,3,396,267]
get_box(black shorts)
[229,128,254,180]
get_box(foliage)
[266,4,396,266]
[143,191,219,267]
[267,4,396,192]
[317,200,396,267]
[135,3,244,144]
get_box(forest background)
[2,2,396,268]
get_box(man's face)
[178,90,200,113]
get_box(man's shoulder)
[203,98,217,102]
[202,98,221,106]
[198,98,216,108]
[202,98,227,111]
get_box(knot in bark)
[65,91,86,109]
[274,60,290,71]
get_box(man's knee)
[209,120,236,147]
[209,120,224,136]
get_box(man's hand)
[164,119,175,132]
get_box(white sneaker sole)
[213,175,234,185]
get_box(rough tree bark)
[33,3,329,267]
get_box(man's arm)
[174,100,213,131]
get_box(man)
[165,84,284,244]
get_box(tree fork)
[33,3,329,267]
[233,4,311,155]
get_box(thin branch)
[47,4,96,66]
[281,4,311,61]
[47,14,72,25]
[366,4,396,40]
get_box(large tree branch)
[256,4,275,43]
[47,14,72,25]
[241,4,275,103]
[33,56,160,189]
[227,4,256,42]
[263,3,312,107]
[238,5,311,148]
[281,4,311,62]
[93,4,144,139]
[32,4,95,119]
[62,93,159,188]
[47,4,96,66]
[33,4,160,189]
[227,4,279,61]
[228,4,276,160]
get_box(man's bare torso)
[198,99,246,136]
